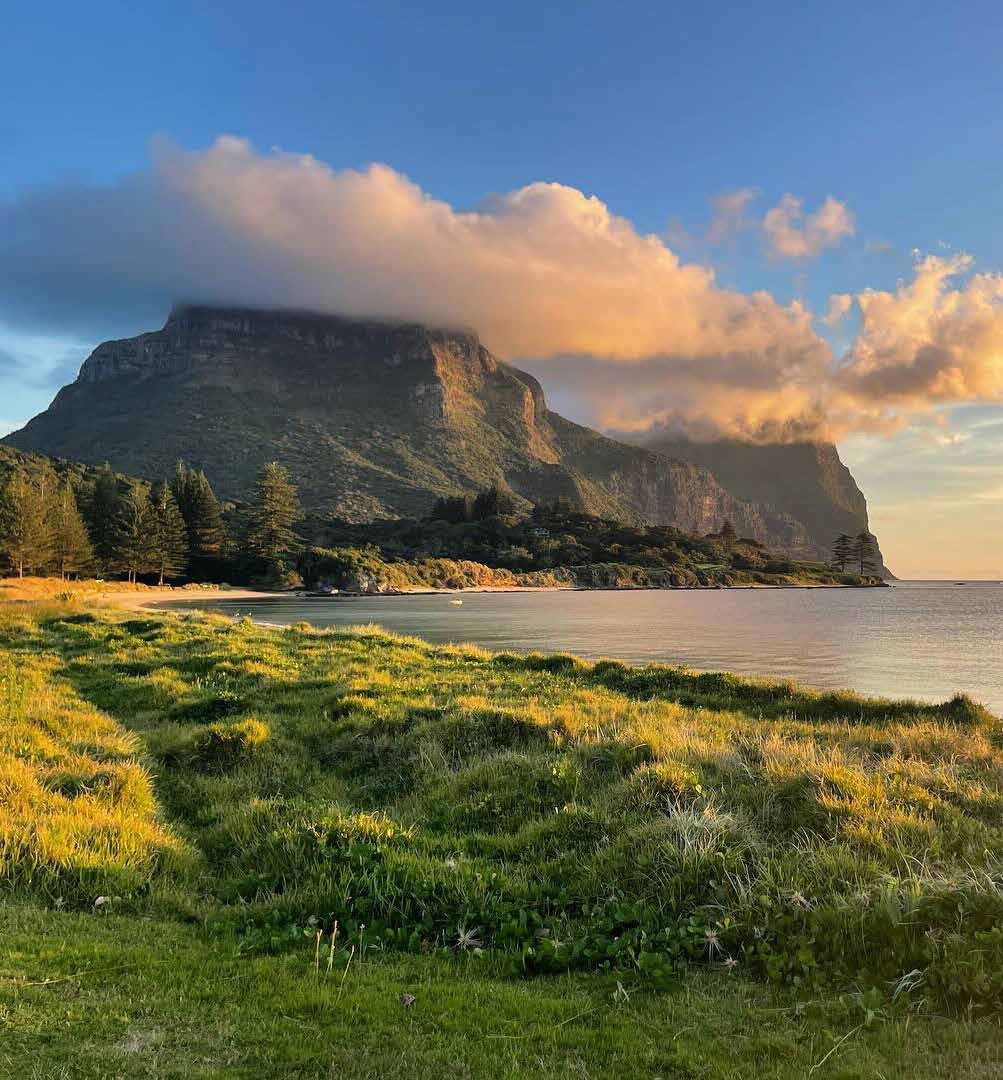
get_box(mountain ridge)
[4,305,880,565]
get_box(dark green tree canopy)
[150,481,190,585]
[114,488,157,584]
[171,463,226,557]
[851,532,877,575]
[0,466,55,577]
[831,534,854,573]
[51,479,94,579]
[244,462,301,564]
[82,467,127,574]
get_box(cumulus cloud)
[823,293,853,326]
[829,254,1003,431]
[763,194,855,258]
[1,137,1001,444]
[706,187,758,244]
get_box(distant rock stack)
[643,436,891,576]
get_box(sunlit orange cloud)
[763,194,855,259]
[3,137,1003,443]
[834,255,1003,412]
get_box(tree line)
[0,460,302,587]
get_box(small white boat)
[449,598,463,605]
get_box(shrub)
[187,718,270,771]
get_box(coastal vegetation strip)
[1,448,882,595]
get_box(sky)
[3,1,1003,577]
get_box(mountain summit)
[4,305,883,566]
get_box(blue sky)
[3,1,1003,576]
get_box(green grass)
[5,905,1003,1080]
[1,599,1002,1076]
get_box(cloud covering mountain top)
[3,136,1002,442]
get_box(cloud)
[823,294,853,327]
[706,187,758,244]
[1,136,1001,446]
[763,194,855,258]
[830,254,1003,432]
[0,339,83,389]
[0,135,835,441]
[864,238,895,256]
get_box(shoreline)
[101,579,890,613]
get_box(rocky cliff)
[6,306,858,557]
[644,436,890,574]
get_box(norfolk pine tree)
[149,482,190,585]
[0,467,55,577]
[51,480,94,579]
[832,534,854,573]
[83,467,125,574]
[114,488,157,584]
[851,532,877,575]
[171,463,226,557]
[244,462,301,564]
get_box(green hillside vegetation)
[3,603,1001,1025]
[300,492,880,592]
[1,447,879,593]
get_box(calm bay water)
[197,582,1003,714]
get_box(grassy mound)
[0,624,191,908]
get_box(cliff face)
[645,436,890,574]
[5,306,859,557]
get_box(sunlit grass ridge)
[1,600,1000,1015]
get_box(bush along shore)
[299,496,887,594]
[3,597,1001,1003]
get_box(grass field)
[1,590,1001,1076]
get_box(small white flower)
[455,925,483,950]
[722,956,739,972]
[704,928,721,958]
[444,858,458,869]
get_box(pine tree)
[831,534,854,573]
[149,482,189,585]
[51,480,94,579]
[114,488,157,584]
[851,532,877,575]
[82,467,125,574]
[171,463,226,557]
[0,467,55,577]
[189,471,226,556]
[473,484,517,520]
[244,462,301,564]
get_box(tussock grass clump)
[2,602,1002,1015]
[0,612,190,905]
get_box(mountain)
[5,305,862,558]
[642,436,891,574]
[0,444,141,492]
